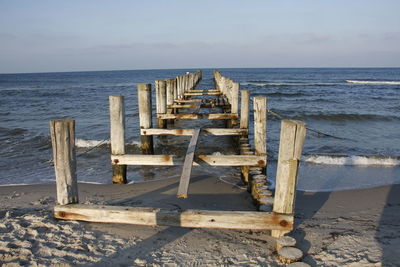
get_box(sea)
[0,68,399,192]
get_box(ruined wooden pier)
[51,70,306,238]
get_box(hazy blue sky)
[1,0,399,73]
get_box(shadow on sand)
[376,184,400,266]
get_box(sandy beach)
[1,174,399,266]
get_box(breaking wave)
[75,138,140,148]
[303,155,400,166]
[346,80,400,85]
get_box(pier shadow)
[84,225,192,267]
[376,184,400,266]
[108,173,254,211]
[291,164,348,266]
[81,173,257,266]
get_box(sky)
[1,0,400,73]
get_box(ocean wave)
[75,139,110,148]
[303,155,400,166]
[346,80,400,85]
[242,82,340,87]
[75,138,140,148]
[0,127,28,136]
[293,113,398,121]
[265,92,308,97]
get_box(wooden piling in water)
[138,83,154,154]
[272,120,306,238]
[155,80,167,128]
[166,78,175,123]
[253,96,267,172]
[109,95,127,184]
[230,82,239,126]
[50,118,79,205]
[240,90,250,132]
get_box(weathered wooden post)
[184,74,188,93]
[109,95,127,184]
[272,120,306,238]
[239,90,250,183]
[213,70,221,90]
[138,84,154,154]
[166,78,175,122]
[231,82,239,126]
[240,90,250,132]
[177,76,182,99]
[173,78,178,114]
[253,96,267,171]
[50,118,79,205]
[155,80,167,128]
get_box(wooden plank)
[168,104,197,109]
[140,128,248,136]
[54,205,293,230]
[177,128,201,198]
[50,119,79,205]
[109,95,127,184]
[183,92,222,96]
[174,99,202,103]
[111,154,266,167]
[187,89,220,93]
[168,104,230,109]
[157,113,238,120]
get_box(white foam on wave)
[304,155,400,166]
[346,80,400,85]
[242,82,340,87]
[75,138,140,148]
[75,138,110,148]
[241,82,268,86]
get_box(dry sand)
[0,174,399,266]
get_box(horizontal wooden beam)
[168,104,230,109]
[141,128,248,136]
[187,89,220,93]
[54,204,293,231]
[111,154,266,167]
[174,99,202,103]
[168,104,197,109]
[184,92,222,96]
[158,113,238,120]
[173,99,220,104]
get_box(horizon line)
[1,66,400,75]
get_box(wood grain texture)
[157,113,238,120]
[272,120,306,237]
[137,83,154,154]
[140,128,248,136]
[111,154,266,167]
[50,119,78,205]
[109,95,127,184]
[240,90,250,130]
[54,204,293,230]
[177,129,201,198]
